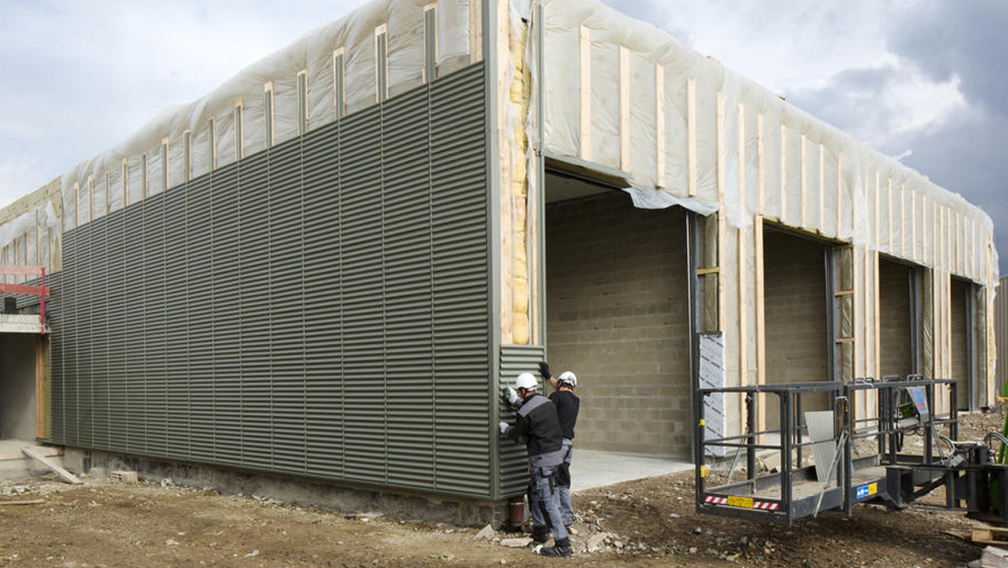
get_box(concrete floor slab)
[0,439,60,461]
[569,449,692,493]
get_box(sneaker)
[538,538,573,557]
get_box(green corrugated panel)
[498,345,546,497]
[144,194,168,456]
[164,185,189,460]
[52,62,491,499]
[105,210,128,452]
[75,223,92,447]
[89,217,109,449]
[214,162,243,468]
[123,205,146,454]
[49,269,64,444]
[269,137,308,475]
[186,176,215,463]
[62,229,78,446]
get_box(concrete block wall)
[545,191,690,457]
[879,259,914,378]
[762,230,830,423]
[951,278,970,409]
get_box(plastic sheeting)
[29,0,478,250]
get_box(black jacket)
[505,393,563,457]
[549,390,580,440]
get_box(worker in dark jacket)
[500,372,571,557]
[540,362,580,528]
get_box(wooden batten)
[799,134,807,228]
[578,24,591,162]
[738,227,747,388]
[780,125,788,223]
[835,154,842,237]
[757,113,765,212]
[818,143,824,230]
[618,46,630,172]
[655,63,665,188]
[900,184,906,258]
[738,103,746,205]
[716,92,725,202]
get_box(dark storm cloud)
[787,0,1008,273]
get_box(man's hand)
[538,361,551,379]
[499,421,510,435]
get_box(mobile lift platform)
[695,377,1008,525]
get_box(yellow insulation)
[509,19,532,345]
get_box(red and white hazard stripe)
[704,495,728,505]
[752,500,779,511]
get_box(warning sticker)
[855,482,878,500]
[727,496,754,509]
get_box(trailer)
[696,377,1008,525]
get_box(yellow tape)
[700,465,708,478]
[699,419,705,427]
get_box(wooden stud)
[655,63,665,188]
[687,78,697,197]
[716,92,725,202]
[469,0,481,63]
[800,134,807,227]
[900,184,906,258]
[718,207,727,334]
[696,266,720,275]
[757,113,765,212]
[88,176,95,222]
[578,25,591,162]
[886,178,893,253]
[874,173,880,248]
[619,46,630,173]
[780,125,787,222]
[874,251,881,380]
[35,336,44,438]
[738,103,746,205]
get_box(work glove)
[538,361,551,379]
[506,387,519,406]
[499,421,510,435]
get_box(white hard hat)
[557,371,577,388]
[515,372,538,391]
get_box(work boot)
[538,537,572,557]
[531,526,550,545]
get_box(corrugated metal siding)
[498,345,546,497]
[49,62,492,498]
[996,276,1008,397]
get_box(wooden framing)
[423,3,438,84]
[717,207,727,334]
[835,154,842,237]
[911,190,917,262]
[208,116,218,171]
[74,182,80,228]
[297,68,309,135]
[578,24,591,161]
[886,177,892,253]
[755,216,766,388]
[687,78,697,196]
[374,24,390,103]
[263,80,275,148]
[738,227,747,390]
[88,176,95,222]
[618,46,630,173]
[900,184,906,258]
[123,158,130,206]
[655,63,665,188]
[469,0,481,63]
[333,48,346,119]
[234,99,245,161]
[818,143,824,230]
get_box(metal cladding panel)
[51,62,492,499]
[498,346,545,497]
[62,230,77,446]
[215,162,244,468]
[430,65,490,496]
[302,120,344,479]
[186,176,215,463]
[89,217,109,449]
[143,194,168,456]
[123,204,146,454]
[75,223,92,448]
[105,210,128,452]
[164,185,190,460]
[49,270,64,443]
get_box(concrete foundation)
[545,191,690,457]
[63,448,505,527]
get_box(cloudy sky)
[1,0,1005,271]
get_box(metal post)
[924,382,933,463]
[747,391,757,482]
[780,391,791,514]
[795,392,804,467]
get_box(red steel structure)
[0,265,49,333]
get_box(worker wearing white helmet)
[499,372,571,557]
[539,362,580,530]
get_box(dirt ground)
[0,410,1004,568]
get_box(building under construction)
[0,0,997,516]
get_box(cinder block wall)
[951,278,970,409]
[545,191,690,457]
[879,259,913,378]
[762,230,830,422]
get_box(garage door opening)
[761,226,833,426]
[543,176,691,460]
[878,257,924,379]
